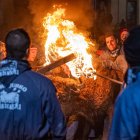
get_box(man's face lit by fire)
[105,35,117,51]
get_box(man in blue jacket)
[109,26,140,139]
[0,28,66,140]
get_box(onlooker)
[27,43,38,70]
[120,28,129,45]
[94,0,113,43]
[99,32,128,74]
[27,44,38,62]
[119,19,127,30]
[119,28,129,53]
[0,28,66,140]
[109,26,140,139]
[0,41,6,60]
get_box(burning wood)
[37,52,123,85]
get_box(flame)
[43,6,96,78]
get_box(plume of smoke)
[28,0,94,28]
[28,0,95,41]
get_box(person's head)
[120,28,129,43]
[0,41,6,60]
[5,28,31,60]
[124,26,140,67]
[105,32,117,51]
[27,44,37,62]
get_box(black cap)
[5,28,30,53]
[124,26,140,67]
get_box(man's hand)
[102,60,113,69]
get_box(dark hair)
[124,26,140,67]
[104,31,115,39]
[120,28,128,36]
[5,28,30,60]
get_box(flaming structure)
[43,6,96,78]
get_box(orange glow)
[43,6,96,78]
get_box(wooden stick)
[93,72,123,85]
[37,53,76,74]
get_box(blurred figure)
[119,28,129,52]
[119,19,127,29]
[109,26,140,139]
[27,44,37,62]
[0,28,66,140]
[0,41,6,60]
[94,0,113,43]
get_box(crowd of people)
[0,22,140,140]
[109,25,140,140]
[94,23,140,140]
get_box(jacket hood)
[0,59,31,87]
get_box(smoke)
[0,0,95,66]
[0,0,33,41]
[0,0,95,42]
[28,0,95,39]
[28,0,94,28]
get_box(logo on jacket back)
[0,90,21,110]
[0,83,27,110]
[0,60,19,77]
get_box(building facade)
[94,0,139,29]
[111,0,138,29]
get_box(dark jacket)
[109,67,140,140]
[0,59,66,140]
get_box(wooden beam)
[37,53,76,74]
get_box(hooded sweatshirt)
[0,59,66,140]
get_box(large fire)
[43,6,96,78]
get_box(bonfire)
[39,5,123,137]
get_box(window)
[127,0,137,29]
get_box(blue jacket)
[109,68,140,140]
[0,59,66,140]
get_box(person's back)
[0,28,66,140]
[109,26,140,140]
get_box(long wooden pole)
[37,53,76,74]
[93,71,123,85]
